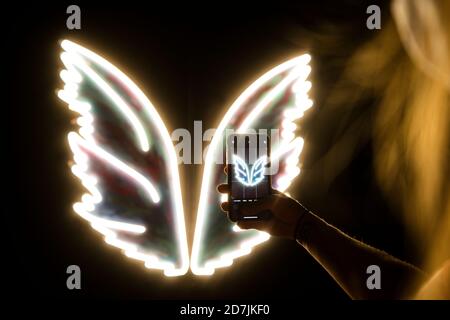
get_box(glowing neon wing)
[191,54,313,275]
[233,155,251,186]
[250,155,267,186]
[57,40,189,276]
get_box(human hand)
[217,181,308,240]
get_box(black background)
[6,1,418,300]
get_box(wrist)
[292,202,310,241]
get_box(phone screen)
[226,134,271,221]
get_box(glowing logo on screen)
[234,155,267,187]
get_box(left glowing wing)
[233,155,251,186]
[191,54,313,275]
[57,40,189,276]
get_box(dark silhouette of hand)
[217,181,307,239]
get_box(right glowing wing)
[250,156,267,187]
[191,54,312,275]
[57,40,189,276]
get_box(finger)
[217,184,229,193]
[220,202,229,212]
[237,220,267,231]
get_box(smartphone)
[226,133,272,222]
